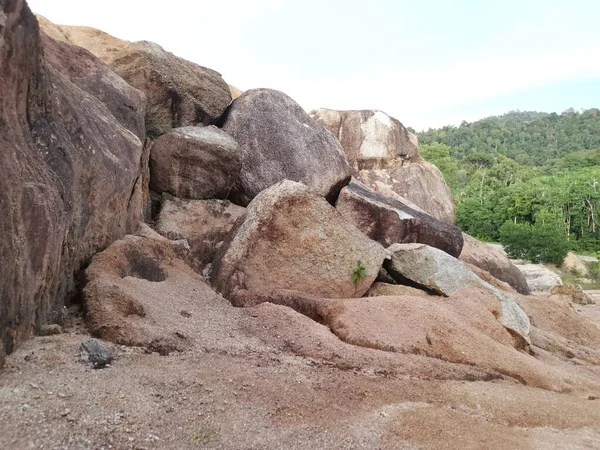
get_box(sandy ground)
[1,301,600,450]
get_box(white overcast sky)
[28,0,600,130]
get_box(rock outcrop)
[0,2,145,365]
[550,284,595,305]
[561,252,590,277]
[210,180,386,299]
[37,19,232,137]
[221,89,352,205]
[517,264,563,293]
[385,244,531,344]
[155,196,245,269]
[336,179,464,257]
[459,233,531,295]
[309,109,419,170]
[310,108,455,223]
[149,126,241,199]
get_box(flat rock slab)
[210,180,386,299]
[385,243,531,344]
[336,178,463,257]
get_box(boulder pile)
[2,7,600,450]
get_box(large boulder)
[459,233,531,295]
[309,109,418,170]
[359,164,456,224]
[210,180,386,299]
[38,20,232,137]
[155,196,245,268]
[335,178,464,257]
[220,89,352,205]
[517,264,563,293]
[149,126,241,199]
[310,108,455,223]
[385,244,531,344]
[0,5,145,364]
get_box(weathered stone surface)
[210,180,386,299]
[517,264,563,293]
[155,196,245,268]
[149,126,241,199]
[83,232,250,356]
[366,283,432,298]
[230,287,559,390]
[310,108,455,223]
[37,16,146,141]
[40,21,232,137]
[551,284,595,305]
[335,179,463,257]
[385,244,531,343]
[221,89,352,205]
[459,233,531,295]
[561,252,590,277]
[0,4,144,360]
[80,338,114,369]
[309,109,418,170]
[359,164,455,224]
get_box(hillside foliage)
[417,109,600,257]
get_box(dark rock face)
[459,233,531,295]
[336,179,464,257]
[80,338,114,369]
[149,126,241,200]
[0,2,145,366]
[220,89,353,205]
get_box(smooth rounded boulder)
[220,89,352,205]
[150,126,241,199]
[210,180,386,299]
[309,109,419,170]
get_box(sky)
[27,0,600,130]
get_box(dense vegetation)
[417,109,600,258]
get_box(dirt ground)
[1,293,600,449]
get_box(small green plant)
[351,260,367,293]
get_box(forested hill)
[418,108,600,167]
[417,108,600,255]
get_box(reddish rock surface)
[0,1,144,366]
[210,181,386,300]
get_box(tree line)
[417,109,600,261]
